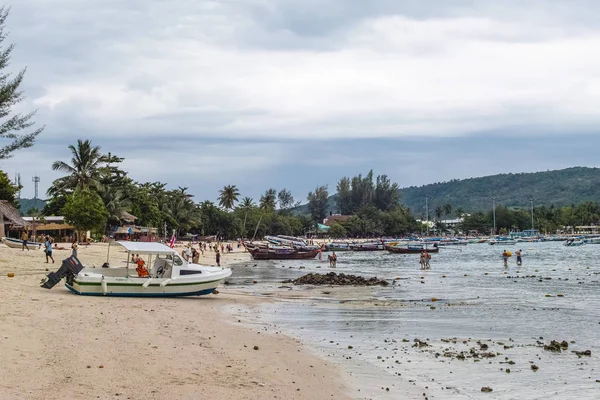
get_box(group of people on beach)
[20,229,83,264]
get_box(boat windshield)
[173,254,184,266]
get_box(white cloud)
[13,1,600,141]
[5,1,600,201]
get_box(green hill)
[293,167,600,215]
[400,167,600,213]
[17,198,46,215]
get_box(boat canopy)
[117,241,176,255]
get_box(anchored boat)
[41,241,231,297]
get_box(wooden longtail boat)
[247,247,319,260]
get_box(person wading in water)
[515,249,522,266]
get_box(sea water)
[228,242,600,399]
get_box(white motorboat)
[41,241,231,297]
[2,237,43,249]
[564,239,585,247]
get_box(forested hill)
[17,198,46,215]
[400,167,600,213]
[293,167,600,215]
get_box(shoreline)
[0,243,351,400]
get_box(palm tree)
[49,139,107,194]
[218,185,240,211]
[163,187,200,236]
[259,189,277,211]
[253,189,277,239]
[435,205,443,221]
[239,197,255,238]
[443,203,453,218]
[98,185,132,232]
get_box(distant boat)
[2,237,43,249]
[325,242,351,251]
[349,242,384,251]
[564,239,585,247]
[386,244,439,254]
[586,238,600,244]
[436,239,468,246]
[489,238,517,245]
[247,246,320,260]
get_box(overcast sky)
[3,0,600,202]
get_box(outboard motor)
[41,256,84,289]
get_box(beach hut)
[0,200,29,238]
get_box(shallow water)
[228,242,600,399]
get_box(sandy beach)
[0,242,351,400]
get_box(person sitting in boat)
[136,257,150,277]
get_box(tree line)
[459,203,600,235]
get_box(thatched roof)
[0,201,28,228]
[119,211,137,223]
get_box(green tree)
[49,139,107,194]
[218,185,240,211]
[238,196,255,238]
[0,8,44,159]
[307,185,329,223]
[0,169,19,207]
[98,185,131,232]
[329,223,347,238]
[63,189,109,240]
[336,177,352,214]
[277,188,297,212]
[374,174,400,211]
[259,189,277,212]
[443,203,453,217]
[435,205,443,221]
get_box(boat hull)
[65,272,231,297]
[349,244,384,251]
[249,248,319,260]
[386,246,439,254]
[2,237,43,249]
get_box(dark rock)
[284,272,389,286]
[253,346,259,350]
[481,387,493,393]
[574,350,592,357]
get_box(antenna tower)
[15,173,21,198]
[32,176,40,200]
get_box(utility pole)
[530,198,534,231]
[425,197,429,237]
[492,197,496,235]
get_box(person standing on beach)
[215,249,221,267]
[424,251,431,269]
[185,244,192,262]
[45,236,55,264]
[331,251,337,268]
[71,241,78,258]
[516,249,522,266]
[21,231,29,251]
